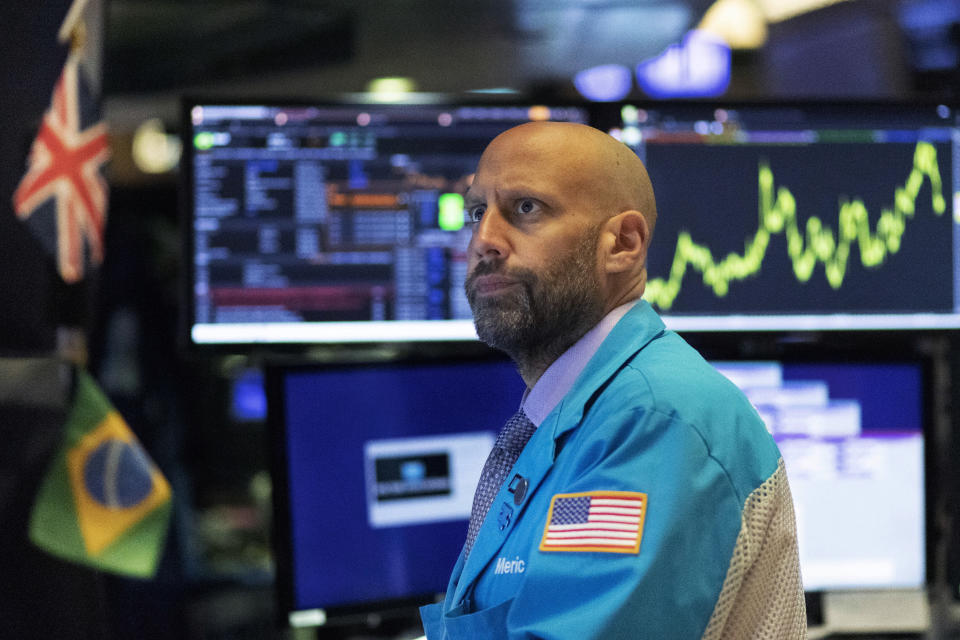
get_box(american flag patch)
[539,490,647,554]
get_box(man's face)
[462,127,607,356]
[465,226,603,355]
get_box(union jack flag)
[12,54,110,284]
[539,490,647,554]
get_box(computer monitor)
[267,352,928,629]
[595,101,960,331]
[712,358,928,592]
[181,101,588,349]
[183,99,960,347]
[266,355,525,628]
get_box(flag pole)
[57,0,91,45]
[57,0,96,369]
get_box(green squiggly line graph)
[643,141,947,311]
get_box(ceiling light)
[366,77,417,102]
[132,118,181,174]
[573,64,633,102]
[636,30,731,99]
[699,0,768,49]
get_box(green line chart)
[643,142,948,311]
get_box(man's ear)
[601,210,650,274]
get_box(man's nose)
[470,207,510,260]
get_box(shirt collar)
[521,299,638,427]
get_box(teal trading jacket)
[420,301,807,639]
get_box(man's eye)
[516,199,539,215]
[466,205,485,223]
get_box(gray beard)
[466,235,605,369]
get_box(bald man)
[419,123,807,639]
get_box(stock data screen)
[185,101,960,347]
[714,360,926,591]
[609,102,960,331]
[185,103,588,345]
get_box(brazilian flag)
[29,368,172,578]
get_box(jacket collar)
[544,300,666,446]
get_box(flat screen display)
[268,354,927,627]
[598,101,960,331]
[713,359,927,591]
[267,356,525,626]
[182,101,588,347]
[184,100,960,349]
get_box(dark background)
[2,0,960,638]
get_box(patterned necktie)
[464,409,537,558]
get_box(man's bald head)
[464,121,657,384]
[479,121,657,234]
